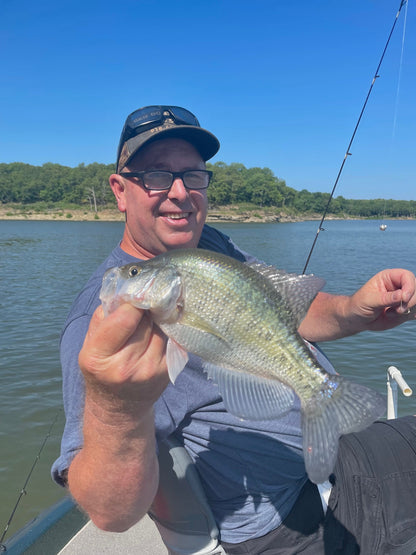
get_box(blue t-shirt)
[52,224,321,543]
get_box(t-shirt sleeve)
[51,314,90,486]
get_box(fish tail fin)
[302,376,386,484]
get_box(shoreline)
[0,206,341,224]
[3,205,410,224]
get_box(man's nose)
[168,177,189,200]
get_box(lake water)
[1,219,415,539]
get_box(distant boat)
[380,224,387,231]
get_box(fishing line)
[0,408,63,547]
[302,0,408,274]
[392,0,408,141]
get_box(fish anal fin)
[203,362,295,420]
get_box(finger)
[86,304,105,335]
[127,324,169,385]
[400,275,416,306]
[383,289,404,308]
[392,277,416,312]
[385,269,415,303]
[86,303,147,358]
[142,324,167,363]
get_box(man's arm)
[67,304,169,532]
[299,268,416,342]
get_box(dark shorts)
[221,416,416,555]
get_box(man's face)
[110,138,208,259]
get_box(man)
[53,106,416,554]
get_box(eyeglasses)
[117,106,201,164]
[119,170,213,191]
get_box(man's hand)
[299,268,416,342]
[69,303,169,531]
[348,268,416,332]
[79,302,170,415]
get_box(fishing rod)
[302,0,408,274]
[0,408,62,548]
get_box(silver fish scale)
[156,249,328,400]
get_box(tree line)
[0,161,414,218]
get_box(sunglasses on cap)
[116,106,201,165]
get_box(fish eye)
[128,266,139,277]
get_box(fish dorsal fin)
[203,362,295,420]
[247,262,325,327]
[166,338,189,383]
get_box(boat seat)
[149,435,227,555]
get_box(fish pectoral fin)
[181,313,229,344]
[202,362,295,420]
[166,338,189,384]
[301,376,386,484]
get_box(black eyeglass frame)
[119,170,213,191]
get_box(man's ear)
[109,174,127,212]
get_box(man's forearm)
[298,292,361,342]
[68,395,159,532]
[300,269,416,342]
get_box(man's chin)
[163,230,202,251]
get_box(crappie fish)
[100,248,385,484]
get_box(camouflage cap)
[116,106,220,172]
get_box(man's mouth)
[163,212,191,220]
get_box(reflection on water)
[0,237,41,248]
[0,219,415,538]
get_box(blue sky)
[1,0,414,200]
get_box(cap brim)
[118,124,220,171]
